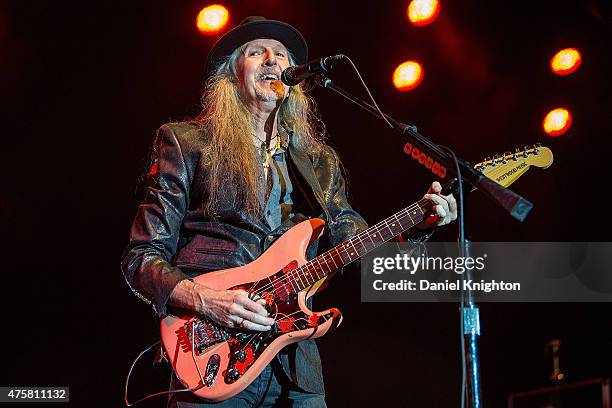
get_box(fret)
[388,216,403,236]
[369,227,383,245]
[358,233,377,253]
[349,234,367,257]
[304,265,314,284]
[294,268,306,288]
[286,274,299,293]
[309,263,321,281]
[294,268,307,292]
[321,252,337,271]
[382,219,395,238]
[314,254,331,275]
[302,264,314,284]
[336,243,352,263]
[328,249,343,268]
[405,207,416,225]
[346,240,360,260]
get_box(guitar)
[160,144,553,402]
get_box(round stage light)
[393,61,424,91]
[550,48,582,76]
[196,4,230,35]
[407,0,441,26]
[543,108,572,136]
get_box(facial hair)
[255,79,286,102]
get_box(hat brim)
[205,19,308,77]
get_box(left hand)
[416,181,457,229]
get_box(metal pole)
[463,240,482,408]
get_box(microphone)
[281,54,345,86]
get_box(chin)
[255,90,282,103]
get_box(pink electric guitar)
[160,144,553,401]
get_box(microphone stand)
[315,75,534,408]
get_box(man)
[121,16,456,407]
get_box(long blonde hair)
[193,46,325,218]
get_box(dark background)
[1,0,611,406]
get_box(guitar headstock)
[474,143,554,188]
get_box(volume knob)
[226,367,240,382]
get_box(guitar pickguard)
[175,262,333,386]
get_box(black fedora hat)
[205,16,308,77]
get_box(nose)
[263,47,277,66]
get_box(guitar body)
[160,218,343,402]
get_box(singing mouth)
[256,72,280,81]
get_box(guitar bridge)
[182,319,230,355]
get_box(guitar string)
[196,199,429,356]
[250,198,430,297]
[249,199,428,296]
[248,199,430,298]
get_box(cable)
[341,56,395,130]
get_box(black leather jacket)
[121,122,368,395]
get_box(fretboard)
[286,198,432,292]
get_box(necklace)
[261,136,282,169]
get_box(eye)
[276,52,286,58]
[248,49,262,56]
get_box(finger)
[229,312,272,331]
[435,204,447,220]
[231,303,275,326]
[240,319,273,332]
[446,194,458,220]
[425,194,450,213]
[234,291,269,316]
[225,315,270,331]
[427,181,442,194]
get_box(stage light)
[550,48,582,76]
[393,61,424,91]
[407,0,440,26]
[543,108,572,136]
[196,4,229,35]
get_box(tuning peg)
[513,148,521,160]
[492,154,502,166]
[502,151,511,164]
[533,143,541,154]
[523,146,531,157]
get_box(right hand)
[198,287,275,332]
[171,280,275,331]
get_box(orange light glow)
[196,5,229,35]
[407,0,441,26]
[550,48,582,76]
[393,61,424,91]
[543,108,572,136]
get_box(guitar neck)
[292,199,432,291]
